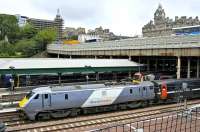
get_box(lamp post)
[9,66,15,91]
[182,82,189,109]
[86,75,89,84]
[84,65,93,84]
[9,66,15,105]
[58,72,62,85]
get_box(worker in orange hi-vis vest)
[161,82,168,100]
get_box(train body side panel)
[81,87,124,108]
[50,90,94,109]
[113,85,155,104]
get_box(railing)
[90,109,200,132]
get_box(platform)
[0,101,19,109]
[0,107,17,113]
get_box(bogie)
[36,112,51,121]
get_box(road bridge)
[47,35,200,79]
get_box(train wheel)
[70,109,80,117]
[36,112,51,121]
[118,104,127,110]
[140,101,149,108]
[51,110,71,118]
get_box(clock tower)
[154,4,166,26]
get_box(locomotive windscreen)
[26,91,35,99]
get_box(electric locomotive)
[19,82,155,120]
[18,79,200,120]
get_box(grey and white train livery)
[19,82,155,120]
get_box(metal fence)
[91,109,200,132]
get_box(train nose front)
[19,97,28,108]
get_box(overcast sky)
[0,0,199,36]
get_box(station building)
[0,58,142,88]
[47,4,200,80]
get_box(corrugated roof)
[0,58,141,70]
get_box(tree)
[20,24,38,39]
[35,28,56,51]
[0,40,15,57]
[0,14,19,43]
[14,39,37,57]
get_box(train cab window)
[130,89,133,94]
[65,94,68,100]
[34,94,39,99]
[150,86,153,90]
[26,91,35,99]
[44,94,48,99]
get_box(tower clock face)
[155,13,158,17]
[155,12,160,17]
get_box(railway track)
[0,111,20,123]
[0,93,26,103]
[0,111,19,118]
[5,100,200,131]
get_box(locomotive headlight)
[19,97,28,108]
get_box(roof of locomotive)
[32,87,51,94]
[51,84,107,91]
[32,81,154,93]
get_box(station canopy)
[0,58,142,75]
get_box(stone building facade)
[142,4,200,37]
[63,26,117,41]
[87,26,115,41]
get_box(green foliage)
[35,28,56,50]
[14,39,39,57]
[20,24,38,39]
[0,40,15,57]
[0,14,19,43]
[0,14,57,57]
[69,35,78,40]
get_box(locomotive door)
[42,94,51,108]
[140,87,147,98]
